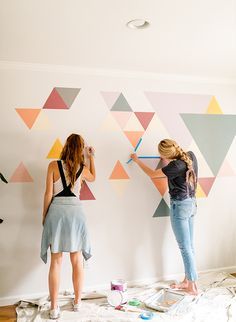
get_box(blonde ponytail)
[158,139,197,190]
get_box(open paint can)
[111,279,127,292]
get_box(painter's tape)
[140,311,154,320]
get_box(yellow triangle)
[196,182,206,198]
[206,96,223,114]
[47,139,63,159]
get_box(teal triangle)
[55,87,80,107]
[153,199,170,217]
[181,114,236,176]
[111,93,132,111]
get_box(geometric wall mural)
[80,181,96,200]
[102,92,236,217]
[46,138,63,159]
[15,108,41,129]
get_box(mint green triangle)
[111,93,132,111]
[181,114,236,176]
[153,199,170,217]
[55,88,80,107]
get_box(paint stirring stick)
[127,138,143,164]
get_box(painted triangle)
[100,92,120,109]
[153,199,170,217]
[109,161,130,180]
[111,111,132,129]
[15,108,41,129]
[9,162,33,182]
[111,93,132,111]
[80,181,95,200]
[43,88,68,109]
[134,112,155,130]
[151,177,168,196]
[32,110,51,130]
[100,113,121,132]
[218,160,235,177]
[110,180,129,196]
[198,177,215,196]
[181,114,236,175]
[47,139,63,159]
[124,131,144,148]
[123,113,144,131]
[207,96,223,114]
[55,87,80,107]
[196,182,206,198]
[145,92,211,149]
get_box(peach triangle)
[151,177,168,196]
[134,112,155,130]
[47,139,63,159]
[9,162,33,182]
[123,131,144,148]
[15,108,41,129]
[80,181,95,200]
[206,96,223,114]
[198,177,215,196]
[217,160,235,176]
[109,161,130,180]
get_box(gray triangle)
[55,88,81,107]
[111,93,132,111]
[155,159,166,170]
[153,199,170,217]
[181,114,236,176]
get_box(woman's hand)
[85,146,95,157]
[130,153,139,163]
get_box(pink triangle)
[198,177,215,196]
[100,92,120,109]
[111,111,132,129]
[218,160,235,177]
[43,88,68,109]
[134,112,155,130]
[9,162,33,182]
[80,181,95,200]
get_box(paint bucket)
[107,279,128,306]
[111,279,127,292]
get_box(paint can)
[107,279,128,306]
[111,279,127,292]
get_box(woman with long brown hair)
[130,139,198,295]
[41,133,95,319]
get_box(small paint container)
[111,279,127,292]
[107,290,128,307]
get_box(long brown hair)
[158,139,197,190]
[60,134,84,188]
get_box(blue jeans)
[170,197,197,281]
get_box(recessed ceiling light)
[126,19,150,29]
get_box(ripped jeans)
[170,197,198,281]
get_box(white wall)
[0,62,236,304]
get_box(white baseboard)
[1,266,236,307]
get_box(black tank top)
[55,160,84,197]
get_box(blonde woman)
[131,139,198,295]
[41,134,95,319]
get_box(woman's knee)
[51,252,63,266]
[70,251,82,266]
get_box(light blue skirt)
[40,197,91,264]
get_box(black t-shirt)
[162,151,198,200]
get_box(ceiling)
[1,0,236,79]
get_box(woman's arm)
[130,153,166,179]
[42,162,54,225]
[82,147,96,182]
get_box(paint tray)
[144,289,185,312]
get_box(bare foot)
[184,282,198,295]
[170,278,189,290]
